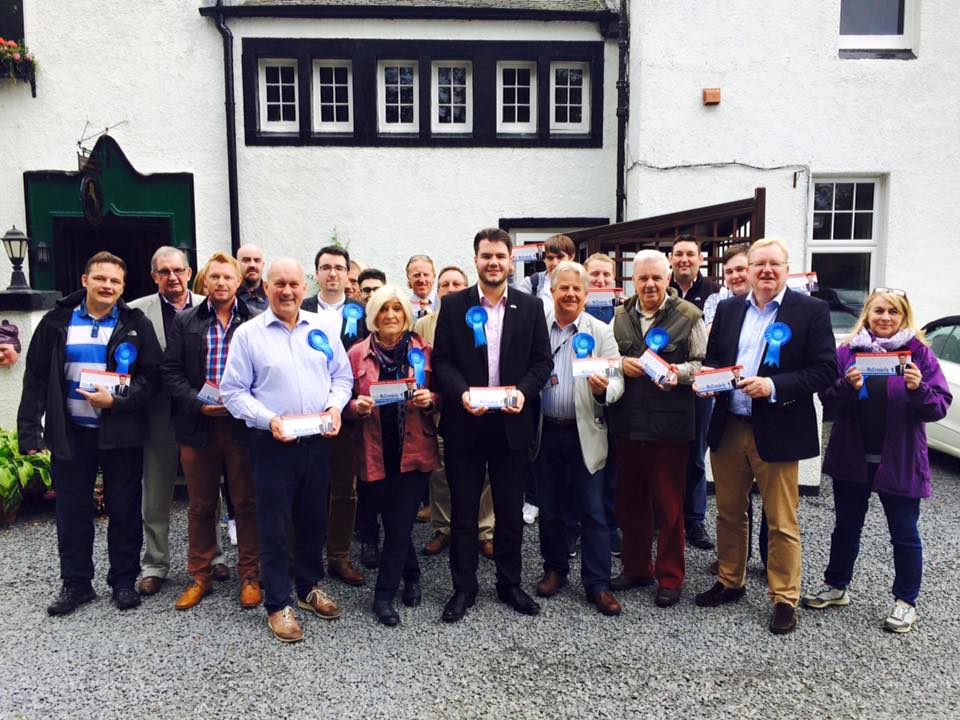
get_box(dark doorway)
[53,215,172,301]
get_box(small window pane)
[438,106,451,123]
[570,88,582,104]
[839,0,904,35]
[517,68,530,84]
[570,106,582,123]
[385,86,399,104]
[267,85,280,102]
[853,213,873,239]
[556,68,569,84]
[386,106,399,123]
[814,183,833,211]
[334,67,347,83]
[267,105,280,122]
[517,87,529,104]
[400,67,414,84]
[385,67,398,84]
[503,68,516,84]
[282,86,295,102]
[452,87,465,104]
[280,66,294,83]
[320,106,334,122]
[400,86,414,104]
[835,183,854,210]
[439,67,450,84]
[335,86,348,103]
[855,183,875,210]
[266,67,279,83]
[811,252,871,331]
[833,212,853,239]
[320,86,333,103]
[517,106,530,123]
[569,69,583,85]
[319,67,333,84]
[556,88,568,104]
[503,106,516,123]
[335,106,349,122]
[453,67,466,85]
[504,88,516,104]
[400,106,414,123]
[555,106,568,123]
[281,105,296,122]
[812,213,832,240]
[453,106,466,123]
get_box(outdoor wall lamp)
[2,226,31,291]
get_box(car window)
[928,323,960,364]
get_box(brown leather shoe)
[589,590,622,616]
[536,569,568,597]
[769,601,797,635]
[267,607,303,643]
[416,505,431,523]
[297,586,341,620]
[328,559,365,587]
[423,531,450,556]
[175,579,212,610]
[137,576,163,596]
[478,539,494,560]
[211,563,230,582]
[239,578,262,609]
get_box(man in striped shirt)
[18,251,162,616]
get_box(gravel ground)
[2,451,960,720]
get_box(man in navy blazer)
[432,228,553,622]
[694,238,836,635]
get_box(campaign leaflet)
[197,381,222,405]
[370,379,417,405]
[855,351,911,377]
[693,365,744,394]
[512,244,545,263]
[586,288,626,307]
[786,272,819,295]
[571,357,623,379]
[279,412,334,438]
[469,386,520,410]
[638,350,676,385]
[77,369,131,397]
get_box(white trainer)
[228,519,237,546]
[801,585,850,609]
[522,502,539,525]
[883,599,916,633]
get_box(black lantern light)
[2,226,30,291]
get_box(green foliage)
[0,428,51,516]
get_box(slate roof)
[236,0,615,12]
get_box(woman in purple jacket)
[802,289,952,633]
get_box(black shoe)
[769,602,797,635]
[372,600,400,627]
[401,581,422,607]
[360,541,380,569]
[686,524,715,551]
[694,581,746,607]
[655,586,682,608]
[112,587,142,611]
[47,584,96,616]
[610,572,655,591]
[496,586,540,616]
[441,591,477,623]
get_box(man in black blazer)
[693,238,836,635]
[432,228,553,622]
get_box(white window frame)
[312,60,354,134]
[430,61,473,134]
[839,0,918,51]
[807,176,885,327]
[258,59,299,133]
[496,61,537,135]
[377,60,419,134]
[549,61,590,135]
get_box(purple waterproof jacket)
[820,337,952,499]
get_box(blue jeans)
[824,466,922,605]
[536,423,611,594]
[250,434,330,614]
[684,395,713,528]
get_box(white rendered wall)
[626,0,960,325]
[0,3,618,293]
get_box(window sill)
[838,49,917,60]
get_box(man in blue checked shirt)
[18,251,162,616]
[220,257,353,644]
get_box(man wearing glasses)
[131,247,230,597]
[694,238,836,635]
[357,268,387,305]
[302,246,368,587]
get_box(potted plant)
[0,37,37,96]
[0,428,52,525]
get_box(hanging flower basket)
[0,37,37,97]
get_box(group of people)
[14,228,951,643]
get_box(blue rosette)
[342,303,364,338]
[465,306,489,347]
[408,347,427,388]
[762,322,793,367]
[113,342,138,374]
[572,332,596,359]
[645,327,669,353]
[307,329,333,361]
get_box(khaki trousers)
[430,438,494,540]
[710,417,801,607]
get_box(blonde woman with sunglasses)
[803,289,952,632]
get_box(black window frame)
[241,38,605,148]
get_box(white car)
[924,316,960,458]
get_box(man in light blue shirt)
[221,258,352,644]
[728,286,784,417]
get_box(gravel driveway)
[3,452,959,720]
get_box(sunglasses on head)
[873,287,907,298]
